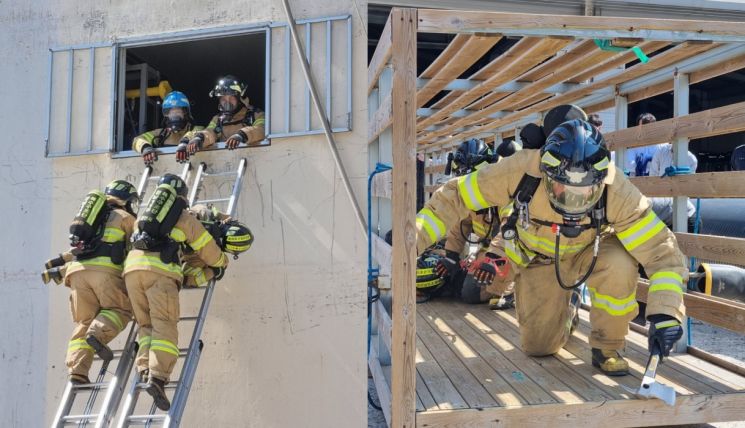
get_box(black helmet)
[540,119,610,220]
[210,75,248,115]
[451,138,495,176]
[105,180,140,215]
[519,123,546,150]
[542,104,587,138]
[416,252,445,293]
[220,220,254,256]
[496,140,520,158]
[158,173,188,198]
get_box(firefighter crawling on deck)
[415,119,687,376]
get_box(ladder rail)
[226,158,247,218]
[94,324,139,428]
[187,163,206,207]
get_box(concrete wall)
[0,0,368,427]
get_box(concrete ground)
[367,320,745,427]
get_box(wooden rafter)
[417,34,502,108]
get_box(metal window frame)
[45,43,115,158]
[267,14,353,139]
[113,23,270,157]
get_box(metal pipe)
[280,0,367,234]
[584,0,594,16]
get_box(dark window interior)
[120,32,266,151]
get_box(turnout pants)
[124,271,181,382]
[66,270,132,377]
[514,237,639,356]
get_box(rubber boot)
[569,289,581,334]
[86,335,113,361]
[591,348,629,376]
[146,377,171,411]
[488,293,515,310]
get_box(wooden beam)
[390,8,418,428]
[424,164,446,175]
[435,41,716,148]
[687,346,745,379]
[417,34,502,108]
[630,171,745,198]
[604,100,745,150]
[519,39,598,82]
[369,94,392,144]
[674,232,745,266]
[375,300,392,357]
[419,34,470,79]
[416,37,568,133]
[368,341,392,425]
[567,41,669,84]
[462,91,510,112]
[430,90,464,109]
[371,169,392,199]
[373,234,392,277]
[368,14,392,96]
[584,98,614,114]
[416,393,745,427]
[416,9,745,42]
[636,282,745,335]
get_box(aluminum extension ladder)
[135,162,193,209]
[115,158,248,427]
[51,324,139,428]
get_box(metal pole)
[614,95,628,170]
[280,0,367,235]
[673,72,690,353]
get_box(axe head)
[638,374,676,406]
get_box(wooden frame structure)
[369,7,745,427]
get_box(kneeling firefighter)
[415,119,687,376]
[428,138,517,309]
[44,180,140,384]
[124,174,229,411]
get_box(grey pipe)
[280,0,368,235]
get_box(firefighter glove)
[435,250,461,278]
[186,135,204,154]
[226,131,247,150]
[142,145,158,165]
[176,143,189,163]
[470,252,508,286]
[647,314,683,360]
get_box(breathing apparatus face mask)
[544,178,604,238]
[218,95,240,120]
[164,107,188,131]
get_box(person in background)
[624,113,665,176]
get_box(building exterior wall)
[0,0,368,427]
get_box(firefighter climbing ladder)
[51,324,139,428]
[115,158,248,427]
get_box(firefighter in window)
[132,91,202,165]
[178,75,266,162]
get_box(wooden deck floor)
[413,300,745,427]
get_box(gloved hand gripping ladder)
[116,158,247,428]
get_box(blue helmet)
[162,91,191,113]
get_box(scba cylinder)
[696,263,745,303]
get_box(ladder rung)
[72,381,109,390]
[195,197,230,204]
[127,414,167,423]
[136,381,179,390]
[62,414,99,422]
[179,316,199,321]
[203,171,238,177]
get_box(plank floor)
[415,299,745,414]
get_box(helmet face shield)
[544,176,604,216]
[164,107,188,131]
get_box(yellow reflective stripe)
[594,157,610,171]
[102,227,125,243]
[252,118,266,126]
[68,338,93,352]
[416,278,444,289]
[416,208,446,243]
[655,320,680,329]
[69,257,123,270]
[649,271,684,294]
[190,230,213,251]
[125,256,182,275]
[138,335,152,348]
[457,171,489,211]
[541,151,561,167]
[617,211,666,251]
[472,222,487,237]
[588,287,638,316]
[518,231,586,256]
[170,227,187,242]
[504,240,531,267]
[150,339,180,356]
[99,309,124,330]
[416,268,435,276]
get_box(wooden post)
[672,71,690,353]
[613,95,627,169]
[390,7,418,428]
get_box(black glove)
[226,131,247,150]
[176,142,189,163]
[212,266,226,281]
[647,314,683,360]
[435,250,460,278]
[141,145,158,165]
[469,252,508,286]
